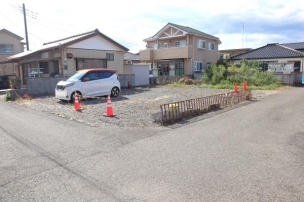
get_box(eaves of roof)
[0,29,24,40]
[144,23,221,44]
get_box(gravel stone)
[1,86,281,128]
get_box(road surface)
[1,87,304,201]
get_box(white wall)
[68,35,122,51]
[132,64,150,86]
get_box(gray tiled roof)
[231,43,304,60]
[124,52,139,61]
[168,23,220,41]
[281,42,304,50]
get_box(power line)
[28,32,47,42]
[27,19,77,34]
[0,11,24,31]
[10,3,76,28]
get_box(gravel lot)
[1,86,282,128]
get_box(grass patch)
[166,81,282,90]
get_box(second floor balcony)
[140,45,191,61]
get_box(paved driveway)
[1,87,304,201]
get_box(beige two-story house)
[0,29,24,75]
[140,23,221,77]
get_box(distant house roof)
[219,48,252,53]
[8,29,129,60]
[144,23,221,44]
[0,29,24,40]
[281,42,304,50]
[124,52,139,61]
[231,43,304,60]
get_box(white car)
[55,68,121,101]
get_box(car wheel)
[111,87,120,97]
[71,92,82,102]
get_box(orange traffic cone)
[234,82,238,92]
[105,95,114,117]
[74,92,80,111]
[243,81,247,90]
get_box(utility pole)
[23,3,29,51]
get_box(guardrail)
[160,90,252,125]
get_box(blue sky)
[1,0,303,53]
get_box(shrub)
[4,91,11,101]
[226,75,244,84]
[178,77,194,85]
[227,65,242,73]
[202,64,226,85]
[210,64,226,85]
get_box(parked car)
[55,68,121,101]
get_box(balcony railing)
[140,45,192,61]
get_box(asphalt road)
[1,87,304,201]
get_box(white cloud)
[1,0,304,52]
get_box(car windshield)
[67,71,87,81]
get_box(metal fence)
[160,90,252,125]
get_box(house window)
[194,61,203,72]
[175,40,186,47]
[153,44,158,49]
[197,40,205,49]
[164,43,168,48]
[106,53,114,61]
[0,44,13,54]
[208,43,215,51]
[158,43,162,49]
[39,62,49,73]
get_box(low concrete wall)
[193,72,203,80]
[20,75,136,96]
[118,74,135,88]
[25,77,69,96]
[273,72,302,85]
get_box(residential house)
[219,48,251,65]
[124,52,140,64]
[139,23,221,78]
[8,29,129,85]
[0,29,25,75]
[231,42,304,84]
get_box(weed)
[4,91,11,101]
